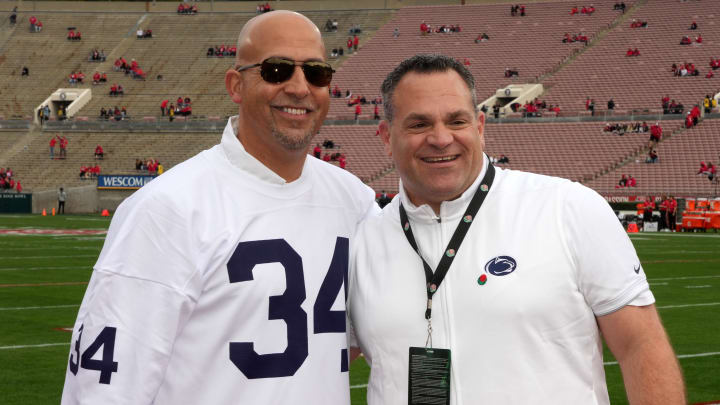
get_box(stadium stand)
[0,0,718,204]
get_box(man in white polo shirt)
[347,54,685,405]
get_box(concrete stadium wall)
[31,183,134,213]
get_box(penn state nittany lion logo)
[484,256,517,276]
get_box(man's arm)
[597,304,686,405]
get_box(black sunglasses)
[236,57,335,87]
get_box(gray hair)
[380,54,478,122]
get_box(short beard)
[270,124,316,151]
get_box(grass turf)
[0,215,718,404]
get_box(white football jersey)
[348,159,654,405]
[62,118,378,405]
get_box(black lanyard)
[399,164,495,320]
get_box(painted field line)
[0,281,88,288]
[350,384,368,390]
[603,352,720,366]
[0,304,79,311]
[0,266,84,272]
[0,342,68,350]
[685,285,712,289]
[649,275,720,282]
[2,254,98,260]
[657,302,720,309]
[649,282,669,286]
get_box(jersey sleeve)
[561,182,655,316]
[61,191,202,404]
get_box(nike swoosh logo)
[634,265,641,274]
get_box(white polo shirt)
[348,159,654,405]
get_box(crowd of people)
[505,98,560,117]
[420,21,462,35]
[136,29,153,39]
[570,5,595,15]
[312,142,347,169]
[177,2,198,14]
[67,29,82,40]
[79,164,101,179]
[679,35,702,45]
[490,154,510,164]
[661,96,685,114]
[206,44,237,57]
[629,19,648,28]
[562,32,588,43]
[49,135,68,159]
[88,49,106,62]
[99,106,128,121]
[603,121,650,135]
[324,19,338,32]
[0,167,20,193]
[92,71,108,85]
[135,158,164,174]
[510,5,526,16]
[685,104,701,128]
[68,71,85,85]
[113,57,146,80]
[28,15,43,32]
[697,161,717,181]
[109,83,124,96]
[256,2,272,13]
[616,174,637,188]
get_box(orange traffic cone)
[52,207,56,216]
[101,209,110,217]
[627,223,639,233]
[42,208,47,216]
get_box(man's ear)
[378,120,392,157]
[476,110,486,150]
[225,69,243,104]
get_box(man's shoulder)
[308,156,374,196]
[495,166,574,195]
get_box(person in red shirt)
[706,70,714,79]
[16,181,21,193]
[626,48,634,57]
[698,161,709,175]
[353,35,359,51]
[161,99,169,116]
[59,135,68,159]
[354,103,361,120]
[322,153,331,162]
[49,136,57,159]
[68,30,75,40]
[627,176,637,187]
[374,104,380,120]
[313,144,321,159]
[695,35,702,44]
[347,37,352,53]
[95,145,104,160]
[338,155,347,169]
[642,197,655,223]
[92,72,101,85]
[420,21,428,35]
[570,6,578,15]
[665,197,677,231]
[649,122,662,147]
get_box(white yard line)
[0,342,69,350]
[649,275,720,282]
[0,266,83,272]
[0,304,79,311]
[685,285,712,289]
[2,254,98,260]
[657,302,720,309]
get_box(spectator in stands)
[168,105,175,122]
[355,103,361,120]
[475,32,490,43]
[627,175,636,187]
[645,149,658,163]
[695,35,703,44]
[690,21,697,30]
[708,163,717,181]
[393,28,400,38]
[9,7,16,24]
[504,68,519,77]
[374,104,380,120]
[613,2,626,12]
[49,136,57,159]
[95,145,104,160]
[313,143,322,159]
[353,35,359,51]
[338,155,347,170]
[570,6,578,15]
[100,107,107,119]
[607,98,616,111]
[101,72,107,82]
[680,36,692,45]
[59,135,68,159]
[617,174,627,188]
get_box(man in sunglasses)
[62,11,377,405]
[347,54,685,405]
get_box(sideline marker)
[627,223,639,233]
[41,209,47,216]
[51,208,56,216]
[101,209,110,217]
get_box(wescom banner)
[97,175,157,190]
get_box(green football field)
[1,214,718,404]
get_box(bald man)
[61,11,377,405]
